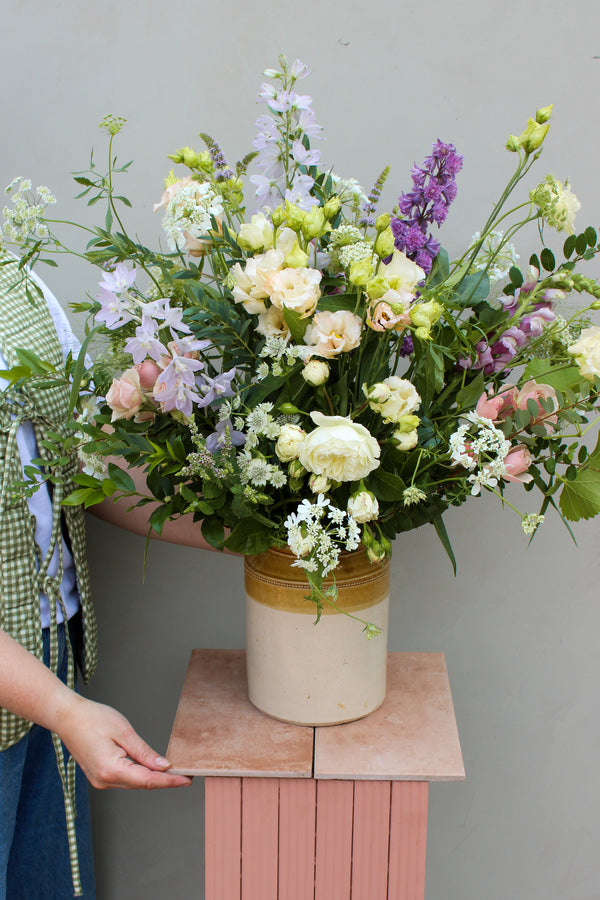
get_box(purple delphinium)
[391,140,463,273]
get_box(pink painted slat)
[205,777,241,900]
[315,780,354,900]
[388,781,429,900]
[241,777,279,900]
[279,779,317,900]
[351,780,392,900]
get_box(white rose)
[347,491,379,523]
[298,412,380,482]
[275,424,306,462]
[264,266,322,318]
[302,359,330,386]
[393,428,419,450]
[304,310,363,358]
[568,325,600,381]
[365,375,421,423]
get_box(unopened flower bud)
[302,359,329,386]
[395,414,420,433]
[275,424,306,462]
[347,490,379,523]
[518,117,550,154]
[506,134,521,153]
[309,473,330,494]
[284,202,305,232]
[591,300,600,310]
[535,104,553,124]
[323,196,342,220]
[279,402,302,414]
[363,381,392,403]
[302,206,326,240]
[393,428,419,450]
[270,205,286,229]
[288,459,306,479]
[374,227,395,259]
[366,540,386,564]
[375,213,390,232]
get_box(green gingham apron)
[0,251,97,896]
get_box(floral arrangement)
[3,56,600,633]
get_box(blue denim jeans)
[0,617,95,899]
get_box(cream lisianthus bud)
[518,117,550,154]
[323,196,342,220]
[374,227,395,259]
[302,359,330,386]
[506,134,521,153]
[375,213,390,232]
[366,275,389,300]
[275,424,306,462]
[284,202,305,232]
[237,213,274,252]
[302,206,326,240]
[283,240,310,268]
[271,205,286,228]
[347,490,379,523]
[535,104,553,124]
[348,257,373,287]
[395,414,420,433]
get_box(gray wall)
[2,2,600,897]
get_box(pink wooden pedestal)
[167,650,465,900]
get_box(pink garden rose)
[513,380,558,431]
[106,369,144,421]
[503,445,533,483]
[476,385,515,421]
[136,359,162,391]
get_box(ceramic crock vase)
[245,546,390,726]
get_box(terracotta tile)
[166,649,314,777]
[314,652,465,781]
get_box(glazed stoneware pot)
[245,546,390,726]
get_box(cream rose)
[275,424,306,462]
[301,359,330,386]
[264,266,322,318]
[304,310,363,358]
[347,491,379,523]
[364,376,421,424]
[568,326,600,381]
[298,412,380,482]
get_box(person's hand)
[55,694,192,790]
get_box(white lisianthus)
[275,424,306,462]
[347,491,379,523]
[301,358,330,386]
[377,249,425,294]
[364,376,421,424]
[567,325,600,380]
[264,266,322,317]
[304,310,363,358]
[298,411,380,481]
[237,213,274,252]
[231,248,285,314]
[256,305,290,340]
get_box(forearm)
[86,458,223,551]
[0,627,74,733]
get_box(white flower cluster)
[238,453,287,488]
[338,241,373,269]
[284,494,361,576]
[471,230,519,283]
[521,513,545,535]
[257,335,311,378]
[449,412,511,496]
[161,181,223,252]
[2,177,56,244]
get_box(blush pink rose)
[106,369,144,421]
[513,380,558,431]
[503,445,533,483]
[475,385,516,421]
[136,359,162,391]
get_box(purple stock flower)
[391,140,463,273]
